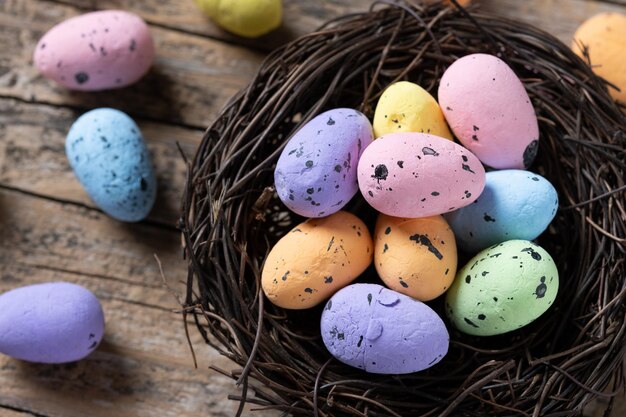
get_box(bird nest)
[180,1,625,416]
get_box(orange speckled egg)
[262,211,373,309]
[572,12,626,105]
[374,214,457,301]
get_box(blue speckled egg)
[444,170,558,253]
[275,108,374,218]
[66,108,157,222]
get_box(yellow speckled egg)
[373,81,453,140]
[374,214,457,301]
[262,211,373,309]
[572,12,626,105]
[195,0,282,38]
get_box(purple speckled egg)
[0,282,105,364]
[321,283,449,374]
[275,108,374,218]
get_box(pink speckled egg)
[34,10,155,91]
[438,54,539,169]
[357,132,485,218]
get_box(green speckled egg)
[445,240,558,336]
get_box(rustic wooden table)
[0,0,624,416]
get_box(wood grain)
[0,0,264,129]
[0,0,624,416]
[0,98,197,225]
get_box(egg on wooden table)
[445,240,559,336]
[34,10,155,91]
[439,54,539,169]
[373,81,452,139]
[275,108,374,218]
[445,170,558,253]
[0,282,105,364]
[357,132,485,218]
[572,12,626,105]
[321,283,449,374]
[66,108,157,222]
[195,0,282,38]
[374,214,457,301]
[261,211,373,309]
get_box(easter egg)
[372,81,452,140]
[357,132,485,218]
[374,214,457,301]
[66,108,157,222]
[445,240,558,336]
[34,10,155,91]
[438,54,539,169]
[445,170,558,253]
[0,282,105,364]
[261,211,373,309]
[275,108,374,218]
[321,283,449,374]
[195,0,282,38]
[572,13,626,105]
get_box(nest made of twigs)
[180,1,626,416]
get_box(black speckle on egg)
[368,191,374,197]
[397,160,404,168]
[75,72,89,84]
[465,275,471,284]
[327,117,335,126]
[281,271,290,281]
[324,276,333,284]
[464,318,479,328]
[431,191,440,196]
[384,227,391,235]
[367,293,372,305]
[372,164,388,182]
[422,147,439,156]
[306,188,314,194]
[383,243,389,253]
[140,177,148,191]
[523,140,539,168]
[399,279,409,288]
[304,288,313,294]
[334,164,342,173]
[129,38,137,51]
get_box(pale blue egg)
[66,108,156,222]
[444,170,558,253]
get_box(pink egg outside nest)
[33,10,155,91]
[438,53,539,169]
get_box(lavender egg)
[275,109,374,218]
[0,282,105,364]
[321,283,449,374]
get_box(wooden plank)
[0,0,264,129]
[44,0,368,49]
[480,0,626,44]
[0,188,274,417]
[40,0,626,48]
[0,98,197,225]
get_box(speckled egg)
[357,132,485,218]
[66,108,157,222]
[373,81,452,140]
[261,211,373,309]
[34,10,155,91]
[0,282,105,364]
[195,0,282,38]
[572,12,626,105]
[374,214,457,301]
[445,170,558,253]
[321,283,449,374]
[438,54,539,169]
[275,108,374,218]
[445,240,558,336]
